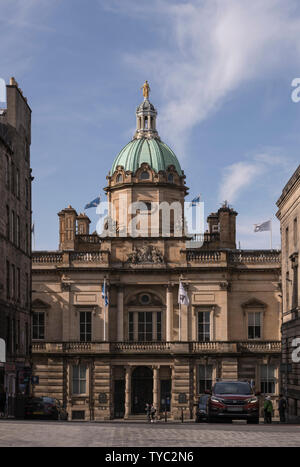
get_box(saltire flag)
[84,196,101,210]
[191,195,201,207]
[254,220,271,232]
[102,279,109,307]
[178,281,189,306]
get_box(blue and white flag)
[254,220,271,232]
[84,196,101,210]
[102,279,109,307]
[191,195,201,207]
[178,281,189,306]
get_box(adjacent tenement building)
[31,89,281,421]
[276,165,300,421]
[0,78,32,409]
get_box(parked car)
[195,394,210,422]
[206,381,260,424]
[25,397,68,420]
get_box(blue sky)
[1,0,299,251]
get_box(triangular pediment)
[32,298,51,309]
[241,298,267,309]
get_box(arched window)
[116,174,123,183]
[168,173,174,183]
[140,171,150,180]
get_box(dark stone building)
[0,78,32,412]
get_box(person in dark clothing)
[145,403,151,422]
[278,394,287,422]
[150,404,156,423]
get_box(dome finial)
[141,80,150,100]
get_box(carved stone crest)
[127,245,164,264]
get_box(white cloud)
[219,161,264,204]
[218,149,294,203]
[110,0,300,155]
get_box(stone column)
[117,286,124,341]
[166,284,173,342]
[124,366,132,419]
[153,366,159,411]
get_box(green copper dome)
[110,138,183,176]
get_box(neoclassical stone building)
[31,89,281,420]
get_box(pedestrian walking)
[145,403,151,423]
[150,404,156,423]
[278,394,287,423]
[0,385,6,418]
[264,396,273,423]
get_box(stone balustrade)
[229,250,281,264]
[31,340,281,354]
[70,252,104,263]
[186,251,222,262]
[32,252,63,264]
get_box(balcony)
[32,250,109,267]
[31,340,281,355]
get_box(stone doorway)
[131,366,153,414]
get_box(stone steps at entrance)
[126,414,148,421]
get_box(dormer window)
[168,174,174,183]
[116,174,123,183]
[140,171,150,180]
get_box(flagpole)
[179,302,181,342]
[270,218,272,250]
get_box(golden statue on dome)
[141,80,150,99]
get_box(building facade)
[0,78,32,409]
[276,165,300,420]
[31,90,281,421]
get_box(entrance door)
[131,367,153,414]
[114,380,125,419]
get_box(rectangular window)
[17,267,20,302]
[16,216,20,248]
[72,365,87,395]
[157,311,162,341]
[198,311,210,342]
[5,154,9,187]
[6,205,10,239]
[138,312,153,341]
[248,312,261,339]
[80,311,92,342]
[11,264,15,300]
[25,178,29,208]
[129,312,134,341]
[6,260,10,299]
[260,365,276,394]
[294,218,298,247]
[11,210,15,243]
[11,161,15,195]
[285,227,289,257]
[25,273,29,307]
[32,312,45,340]
[16,168,20,198]
[198,364,213,394]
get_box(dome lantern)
[134,81,159,140]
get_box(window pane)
[80,365,86,378]
[255,313,261,326]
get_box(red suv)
[207,381,259,424]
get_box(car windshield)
[214,382,252,395]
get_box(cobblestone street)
[0,420,299,447]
